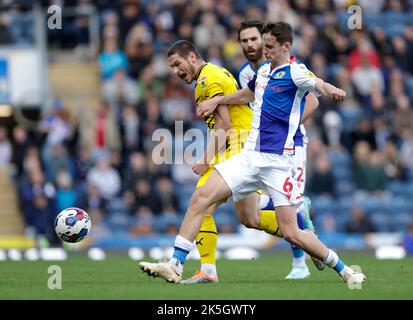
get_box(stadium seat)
[311,196,336,215]
[338,196,354,213]
[336,180,355,196]
[339,108,362,132]
[363,12,382,31]
[105,212,130,233]
[362,197,390,215]
[369,212,392,232]
[389,181,406,196]
[391,197,411,213]
[106,197,130,216]
[392,212,413,232]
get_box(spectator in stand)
[19,146,44,185]
[348,37,381,73]
[0,11,13,44]
[19,168,56,232]
[160,75,193,130]
[86,153,121,200]
[74,146,94,184]
[46,143,73,185]
[101,68,140,114]
[136,65,164,101]
[307,152,336,198]
[30,194,58,245]
[129,178,159,214]
[98,37,128,80]
[345,206,376,234]
[393,94,413,139]
[12,125,33,178]
[400,129,413,171]
[124,23,154,79]
[353,141,388,195]
[140,96,167,153]
[123,151,148,193]
[0,126,12,167]
[382,140,407,181]
[193,12,227,53]
[80,101,121,153]
[128,207,155,236]
[55,169,78,212]
[119,104,140,159]
[321,110,344,150]
[349,118,377,152]
[80,183,107,217]
[154,176,180,215]
[38,103,73,164]
[266,0,299,29]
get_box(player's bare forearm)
[197,88,254,118]
[315,79,346,101]
[301,93,319,124]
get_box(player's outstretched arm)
[301,93,319,124]
[315,79,346,101]
[197,87,255,119]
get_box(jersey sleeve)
[290,62,319,95]
[247,74,257,92]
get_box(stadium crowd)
[1,0,413,248]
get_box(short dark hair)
[237,20,265,41]
[166,40,201,59]
[262,22,293,45]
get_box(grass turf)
[1,251,413,300]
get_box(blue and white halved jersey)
[236,61,256,90]
[236,60,309,149]
[244,61,317,155]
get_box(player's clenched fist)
[197,97,220,119]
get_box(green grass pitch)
[1,252,413,300]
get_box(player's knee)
[192,187,213,208]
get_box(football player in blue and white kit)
[236,20,324,279]
[139,22,366,285]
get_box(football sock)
[291,213,306,268]
[197,215,218,268]
[258,195,281,236]
[324,249,351,276]
[259,210,280,236]
[172,235,193,266]
[297,198,315,230]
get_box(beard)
[243,47,263,62]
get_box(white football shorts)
[293,144,307,195]
[214,149,302,207]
